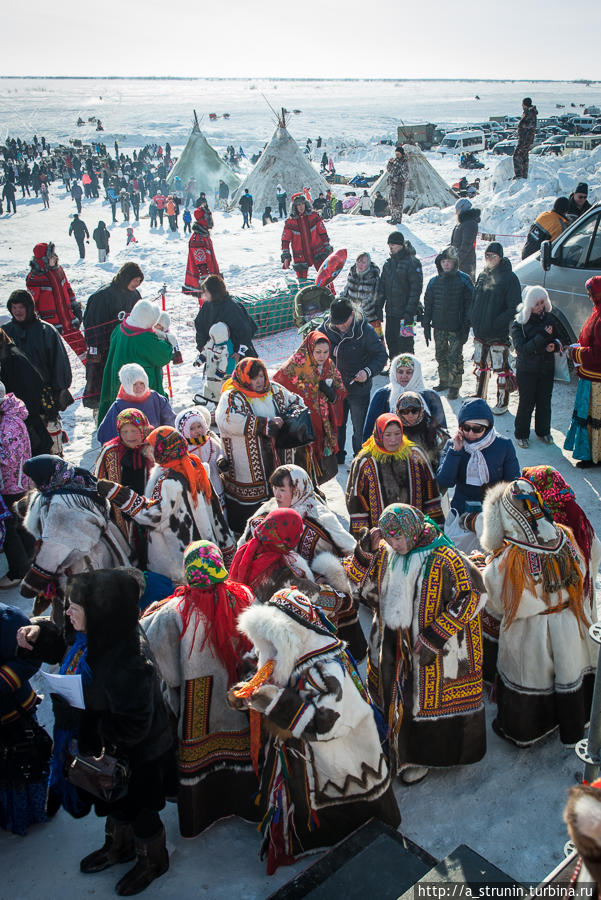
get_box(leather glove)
[71,300,83,321]
[423,324,432,347]
[318,379,336,402]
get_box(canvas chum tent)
[363,143,457,214]
[166,111,240,198]
[229,110,330,216]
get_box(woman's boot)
[115,826,169,896]
[80,816,135,873]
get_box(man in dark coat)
[4,289,72,412]
[513,98,538,179]
[377,231,423,358]
[82,262,144,411]
[0,328,51,454]
[451,198,481,281]
[470,242,521,414]
[319,299,387,461]
[239,189,253,228]
[567,183,591,220]
[423,246,473,399]
[68,214,89,259]
[2,179,17,214]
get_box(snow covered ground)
[1,78,601,897]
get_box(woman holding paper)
[17,569,173,896]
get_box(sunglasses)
[574,194,587,200]
[461,424,487,435]
[400,407,421,416]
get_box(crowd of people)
[1,123,600,894]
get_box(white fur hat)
[175,405,210,440]
[119,363,149,394]
[155,311,171,331]
[126,299,160,330]
[515,285,551,324]
[209,321,230,343]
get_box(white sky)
[2,0,600,80]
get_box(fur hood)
[289,193,314,216]
[126,299,160,331]
[119,362,149,394]
[237,602,342,687]
[515,285,551,325]
[457,207,481,225]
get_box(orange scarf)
[146,426,212,506]
[222,357,270,399]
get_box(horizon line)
[0,75,599,84]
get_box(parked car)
[514,203,601,342]
[530,142,564,156]
[437,130,487,155]
[492,140,518,155]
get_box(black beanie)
[329,299,354,324]
[485,241,504,258]
[575,183,588,196]
[522,97,532,107]
[553,197,570,215]
[388,231,405,245]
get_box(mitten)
[318,379,336,402]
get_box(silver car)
[514,202,601,342]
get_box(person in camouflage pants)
[386,146,409,224]
[434,331,467,396]
[513,98,538,179]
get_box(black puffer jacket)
[511,311,556,374]
[423,254,473,333]
[340,256,381,321]
[470,257,521,344]
[451,208,480,280]
[318,313,387,392]
[377,243,423,320]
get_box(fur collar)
[380,546,429,631]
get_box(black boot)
[80,816,135,873]
[115,826,169,896]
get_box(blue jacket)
[363,385,447,441]
[437,435,520,513]
[97,391,175,444]
[318,313,387,393]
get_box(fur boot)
[80,816,135,873]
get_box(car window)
[587,217,601,268]
[556,216,599,268]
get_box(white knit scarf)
[463,427,498,486]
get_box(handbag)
[67,739,130,803]
[274,403,316,450]
[554,349,570,383]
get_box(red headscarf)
[222,358,270,399]
[146,426,212,506]
[229,508,304,587]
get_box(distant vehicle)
[570,116,597,132]
[564,134,601,152]
[437,130,486,155]
[585,105,601,116]
[514,202,601,342]
[396,123,445,150]
[492,139,518,155]
[530,143,564,157]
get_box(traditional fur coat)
[236,598,399,873]
[238,500,356,562]
[346,535,486,772]
[142,588,258,837]
[102,465,235,583]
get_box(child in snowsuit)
[199,322,236,402]
[154,310,183,365]
[126,227,137,245]
[422,246,473,399]
[175,405,228,514]
[182,208,192,234]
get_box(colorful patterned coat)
[0,393,31,495]
[346,537,486,772]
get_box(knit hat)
[33,242,49,260]
[485,241,504,258]
[553,197,570,216]
[329,298,354,324]
[194,207,207,224]
[388,231,405,245]
[175,406,210,441]
[457,398,494,427]
[575,183,588,196]
[455,198,472,214]
[586,276,601,302]
[119,363,149,394]
[515,285,551,324]
[183,540,228,587]
[440,246,459,263]
[126,299,160,330]
[154,311,170,331]
[209,322,230,343]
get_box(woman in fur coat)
[98,426,235,586]
[142,540,259,838]
[479,478,596,747]
[510,285,558,448]
[20,456,131,617]
[230,508,364,659]
[346,413,444,536]
[215,358,307,534]
[345,503,486,785]
[229,587,400,874]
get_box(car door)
[545,210,601,335]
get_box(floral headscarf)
[184,540,228,586]
[146,426,212,506]
[116,408,150,442]
[379,503,425,549]
[359,413,413,463]
[223,358,270,399]
[273,331,346,458]
[23,455,105,513]
[389,353,430,415]
[229,508,304,587]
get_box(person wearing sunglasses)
[437,398,520,525]
[396,391,449,470]
[567,182,591,221]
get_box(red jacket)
[574,304,601,382]
[26,257,86,363]
[153,193,166,210]
[183,228,220,295]
[281,211,330,272]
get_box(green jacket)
[97,322,173,423]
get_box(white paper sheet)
[43,672,86,709]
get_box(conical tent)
[166,113,240,198]
[365,143,456,214]
[229,112,330,216]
